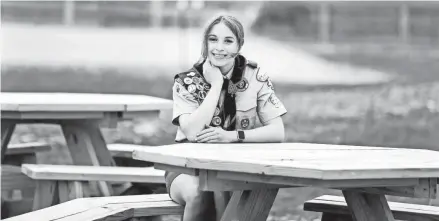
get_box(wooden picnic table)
[132,143,439,221]
[1,92,172,197]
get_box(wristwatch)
[237,129,245,142]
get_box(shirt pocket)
[235,98,258,130]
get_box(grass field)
[3,26,439,220]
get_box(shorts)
[164,139,188,194]
[164,171,181,194]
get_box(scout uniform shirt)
[171,55,287,142]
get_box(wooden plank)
[198,170,287,191]
[6,142,51,155]
[22,164,166,183]
[4,198,100,221]
[0,92,171,113]
[1,121,16,162]
[220,191,243,221]
[105,201,184,217]
[342,190,395,221]
[216,170,419,188]
[5,111,105,120]
[61,122,112,197]
[58,181,84,203]
[55,205,134,221]
[304,195,439,221]
[154,163,199,176]
[3,194,175,221]
[107,143,152,159]
[132,143,439,180]
[235,189,279,221]
[32,180,59,210]
[1,165,36,191]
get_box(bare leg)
[170,174,216,221]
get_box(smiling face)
[206,22,239,70]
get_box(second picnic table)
[1,92,172,198]
[132,143,439,221]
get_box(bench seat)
[3,194,183,221]
[6,142,51,156]
[304,195,439,221]
[22,164,165,184]
[107,143,149,159]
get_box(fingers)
[196,132,218,143]
[197,127,215,137]
[196,128,218,142]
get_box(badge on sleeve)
[256,71,269,82]
[187,72,196,77]
[269,93,281,108]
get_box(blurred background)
[2,1,439,220]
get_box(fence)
[2,1,439,45]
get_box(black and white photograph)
[1,1,439,221]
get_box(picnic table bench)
[3,194,183,221]
[304,195,439,221]
[20,164,166,210]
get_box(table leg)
[220,188,278,221]
[60,121,114,196]
[342,190,395,221]
[1,121,16,163]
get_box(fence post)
[318,2,331,44]
[398,3,410,44]
[150,1,164,27]
[63,0,75,26]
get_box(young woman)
[167,14,287,221]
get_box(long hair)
[196,14,245,65]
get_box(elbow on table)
[181,127,201,143]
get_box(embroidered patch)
[214,107,220,116]
[267,79,274,91]
[187,84,197,93]
[198,91,207,99]
[228,83,238,94]
[196,84,204,91]
[192,77,201,84]
[212,116,222,126]
[256,71,269,82]
[241,118,250,129]
[184,77,193,84]
[175,78,184,85]
[269,93,281,108]
[236,78,249,92]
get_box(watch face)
[238,130,245,140]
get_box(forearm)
[231,118,285,143]
[181,83,222,140]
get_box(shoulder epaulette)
[247,60,258,68]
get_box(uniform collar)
[193,55,247,84]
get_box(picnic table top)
[132,143,439,180]
[0,92,172,113]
